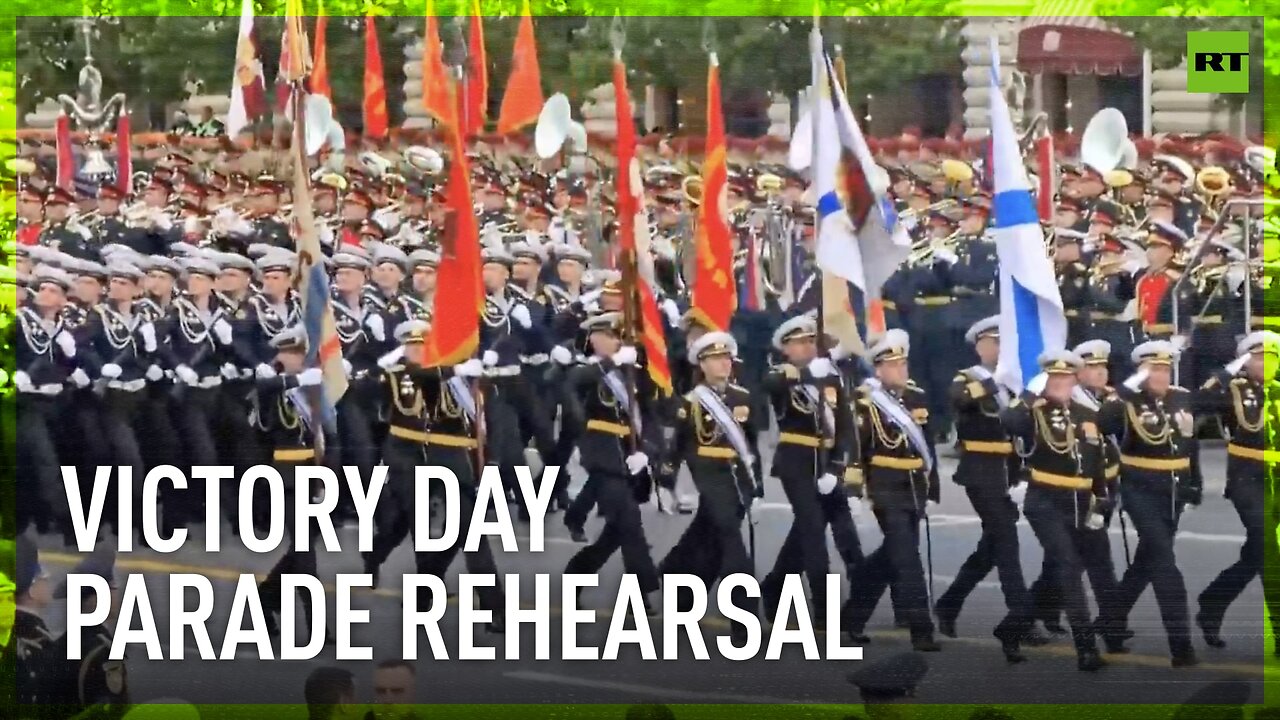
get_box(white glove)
[454,359,484,378]
[37,383,62,396]
[1226,354,1250,375]
[583,299,601,314]
[612,345,638,367]
[14,371,32,393]
[656,486,676,515]
[808,357,834,379]
[255,363,277,380]
[147,365,166,382]
[661,298,681,326]
[70,368,91,388]
[1171,335,1189,352]
[580,288,603,307]
[829,343,854,362]
[482,350,499,367]
[550,345,574,366]
[297,368,323,387]
[849,497,863,516]
[1025,372,1049,396]
[213,318,234,345]
[1122,259,1144,276]
[153,213,174,231]
[1008,482,1027,507]
[101,363,123,380]
[817,473,838,495]
[933,248,959,265]
[377,347,405,370]
[55,332,76,358]
[175,365,199,385]
[342,359,353,378]
[139,323,157,352]
[625,452,649,476]
[1124,368,1149,392]
[510,304,532,329]
[365,313,386,342]
[220,363,238,379]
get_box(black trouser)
[565,472,659,594]
[1032,518,1122,633]
[843,506,934,642]
[1105,479,1192,656]
[258,460,321,629]
[216,381,267,527]
[1198,474,1280,634]
[820,488,864,573]
[659,473,756,629]
[564,473,601,533]
[99,389,146,537]
[367,435,428,571]
[16,394,64,535]
[764,471,831,616]
[169,386,220,526]
[936,482,1033,639]
[1022,484,1099,657]
[334,388,379,521]
[414,446,504,613]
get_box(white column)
[1141,49,1153,137]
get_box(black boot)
[1195,610,1225,648]
[1171,647,1198,668]
[1077,649,1106,672]
[1074,629,1105,672]
[993,626,1026,664]
[934,606,958,638]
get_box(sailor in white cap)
[1196,330,1279,653]
[844,328,941,652]
[559,311,661,613]
[1091,340,1199,665]
[545,241,592,315]
[758,312,856,625]
[254,323,324,636]
[408,248,440,322]
[934,315,1036,662]
[999,348,1110,672]
[658,331,762,644]
[365,242,410,318]
[248,250,301,347]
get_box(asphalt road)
[29,438,1277,708]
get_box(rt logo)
[1187,31,1249,93]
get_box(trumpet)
[905,229,961,267]
[898,199,959,224]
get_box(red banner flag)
[363,16,388,139]
[614,55,672,396]
[1035,135,1056,222]
[55,113,73,191]
[430,83,483,366]
[116,110,131,195]
[420,0,453,126]
[462,6,488,138]
[496,0,543,135]
[226,0,267,138]
[311,15,331,100]
[691,54,736,331]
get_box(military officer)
[1053,229,1091,347]
[1084,233,1139,380]
[1136,222,1188,341]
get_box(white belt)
[23,385,63,396]
[196,376,223,388]
[107,379,147,392]
[486,366,521,377]
[521,354,549,366]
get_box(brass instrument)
[682,175,703,207]
[1194,165,1233,216]
[905,229,961,267]
[898,198,958,224]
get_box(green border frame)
[2,1,1276,717]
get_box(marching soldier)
[657,331,762,643]
[1179,239,1246,390]
[1195,331,1280,653]
[252,325,326,636]
[50,546,128,712]
[247,251,302,358]
[933,317,1034,662]
[1136,222,1188,341]
[38,187,94,259]
[245,176,292,250]
[842,329,941,652]
[760,315,851,625]
[331,249,386,523]
[1053,229,1091,348]
[1084,234,1139,380]
[561,312,661,613]
[407,249,439,323]
[10,536,57,707]
[1096,341,1201,667]
[999,350,1110,672]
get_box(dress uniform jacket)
[1199,368,1277,491]
[1057,261,1091,347]
[664,382,763,502]
[949,366,1018,490]
[1085,262,1138,378]
[1100,384,1202,505]
[853,381,940,512]
[763,361,851,481]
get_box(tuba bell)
[1079,108,1131,175]
[682,175,704,207]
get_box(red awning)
[1018,22,1143,76]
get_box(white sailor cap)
[580,311,624,334]
[215,252,256,274]
[866,329,910,364]
[1131,339,1178,367]
[409,248,440,268]
[168,241,202,257]
[107,262,144,282]
[1073,339,1112,366]
[269,324,308,351]
[552,242,592,265]
[256,251,296,274]
[146,255,182,277]
[1038,349,1084,375]
[481,244,516,267]
[182,256,221,278]
[70,258,108,280]
[394,319,430,345]
[771,313,818,351]
[32,264,73,290]
[688,331,738,364]
[964,315,1000,345]
[509,240,547,264]
[371,242,409,270]
[1205,238,1246,261]
[331,252,371,271]
[1237,331,1280,357]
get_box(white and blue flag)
[988,36,1066,392]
